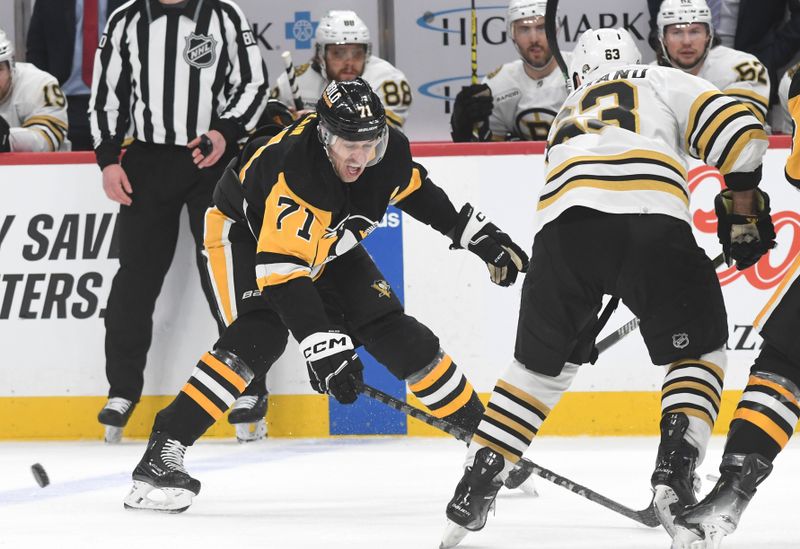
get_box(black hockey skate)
[227,394,268,443]
[97,397,136,444]
[651,413,700,537]
[440,447,505,549]
[123,431,200,513]
[672,453,773,549]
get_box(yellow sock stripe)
[202,352,246,393]
[429,382,475,419]
[471,433,521,465]
[669,406,714,430]
[484,406,536,441]
[181,383,224,420]
[408,355,453,393]
[496,379,551,416]
[662,380,721,408]
[749,376,800,407]
[733,408,790,449]
[669,359,725,380]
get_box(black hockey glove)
[715,188,776,270]
[450,84,493,142]
[0,114,10,153]
[450,203,529,287]
[300,331,364,405]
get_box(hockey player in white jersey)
[440,28,776,548]
[769,62,800,134]
[271,10,411,130]
[0,28,68,152]
[656,0,770,126]
[450,0,569,142]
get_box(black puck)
[31,463,50,487]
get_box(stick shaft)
[281,51,304,110]
[470,0,478,84]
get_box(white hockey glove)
[450,203,529,286]
[300,331,364,405]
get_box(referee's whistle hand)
[102,164,133,206]
[188,130,226,169]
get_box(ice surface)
[0,436,796,548]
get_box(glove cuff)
[300,331,354,361]
[452,203,490,249]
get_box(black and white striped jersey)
[539,64,768,235]
[89,0,268,168]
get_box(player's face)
[0,62,11,102]
[663,23,710,69]
[324,44,367,81]
[327,136,380,182]
[512,17,552,69]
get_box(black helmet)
[316,78,386,141]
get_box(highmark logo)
[285,11,318,49]
[418,74,483,115]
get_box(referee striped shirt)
[90,0,268,168]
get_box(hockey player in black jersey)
[123,79,529,513]
[671,66,800,549]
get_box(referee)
[90,0,268,442]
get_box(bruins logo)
[486,65,503,80]
[296,62,310,77]
[371,279,391,298]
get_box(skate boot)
[672,453,773,549]
[504,457,539,496]
[440,447,505,549]
[97,397,135,443]
[651,413,700,537]
[227,394,268,443]
[123,431,201,513]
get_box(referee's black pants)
[104,141,228,403]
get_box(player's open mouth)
[345,165,363,177]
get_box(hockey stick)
[595,253,726,354]
[470,0,478,85]
[281,51,304,111]
[544,0,570,90]
[359,382,660,527]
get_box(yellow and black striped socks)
[726,371,800,461]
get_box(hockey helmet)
[316,78,388,167]
[657,0,713,70]
[0,28,14,67]
[569,28,642,87]
[314,10,371,77]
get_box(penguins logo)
[371,280,392,298]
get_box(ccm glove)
[450,84,493,142]
[300,331,364,405]
[715,188,776,270]
[451,203,529,286]
[0,114,10,153]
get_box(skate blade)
[672,524,706,549]
[104,426,123,444]
[652,485,681,537]
[234,420,267,443]
[701,522,734,549]
[439,520,469,549]
[123,480,194,513]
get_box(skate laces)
[231,395,259,410]
[160,439,189,473]
[104,397,132,414]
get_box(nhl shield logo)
[371,280,391,298]
[183,33,217,68]
[672,332,690,349]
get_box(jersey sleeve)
[483,67,514,141]
[270,71,294,107]
[391,162,459,235]
[10,73,68,152]
[372,66,412,130]
[657,69,768,190]
[720,53,770,125]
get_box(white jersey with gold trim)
[0,62,68,151]
[272,55,412,130]
[538,64,768,235]
[774,62,800,134]
[482,54,570,141]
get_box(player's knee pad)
[662,347,726,462]
[214,310,288,378]
[357,310,440,380]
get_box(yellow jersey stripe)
[547,149,686,183]
[719,127,768,174]
[390,167,423,205]
[538,178,689,211]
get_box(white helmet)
[506,0,551,69]
[569,28,642,87]
[315,10,371,76]
[0,28,14,67]
[657,0,713,70]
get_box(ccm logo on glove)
[302,335,351,359]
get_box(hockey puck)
[198,134,213,156]
[31,463,49,488]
